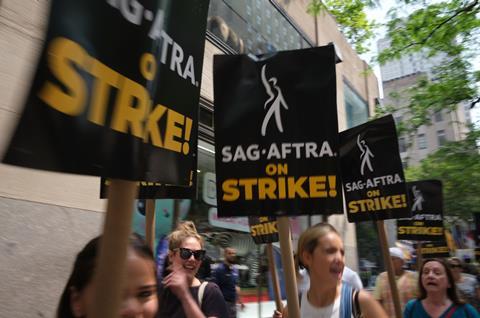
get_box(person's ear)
[302,250,312,269]
[70,287,86,317]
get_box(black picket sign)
[214,45,342,217]
[3,0,209,186]
[248,216,279,245]
[397,180,444,241]
[417,241,450,259]
[339,115,410,222]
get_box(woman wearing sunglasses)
[158,221,228,318]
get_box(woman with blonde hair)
[274,223,386,318]
[158,221,228,318]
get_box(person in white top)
[342,266,363,291]
[297,266,363,295]
[274,223,386,318]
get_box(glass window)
[434,111,443,122]
[207,0,312,54]
[437,129,446,146]
[199,106,214,128]
[417,133,427,150]
[345,82,369,128]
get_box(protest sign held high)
[214,45,342,217]
[339,115,410,222]
[248,216,279,245]
[417,240,450,259]
[1,1,210,317]
[3,0,209,186]
[397,180,445,241]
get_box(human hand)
[273,309,283,318]
[163,263,189,297]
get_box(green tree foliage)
[307,0,378,54]
[404,128,480,218]
[376,0,480,134]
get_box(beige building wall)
[0,0,379,317]
[277,0,378,131]
[382,73,469,166]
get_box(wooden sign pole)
[172,199,180,230]
[266,243,283,312]
[145,199,156,251]
[377,220,402,318]
[88,179,138,318]
[278,216,300,318]
[417,241,423,269]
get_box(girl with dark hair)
[404,258,480,318]
[57,234,158,318]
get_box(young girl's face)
[302,232,345,285]
[71,250,158,318]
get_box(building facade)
[378,37,470,167]
[0,1,379,316]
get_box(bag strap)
[340,283,353,318]
[444,305,458,318]
[198,281,208,308]
[352,289,362,318]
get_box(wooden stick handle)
[417,241,423,268]
[278,216,300,318]
[88,179,138,318]
[145,199,156,251]
[377,220,402,318]
[267,243,283,312]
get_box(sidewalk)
[238,300,283,318]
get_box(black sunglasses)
[450,264,462,268]
[176,247,206,261]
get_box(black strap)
[352,289,362,318]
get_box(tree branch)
[398,0,479,52]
